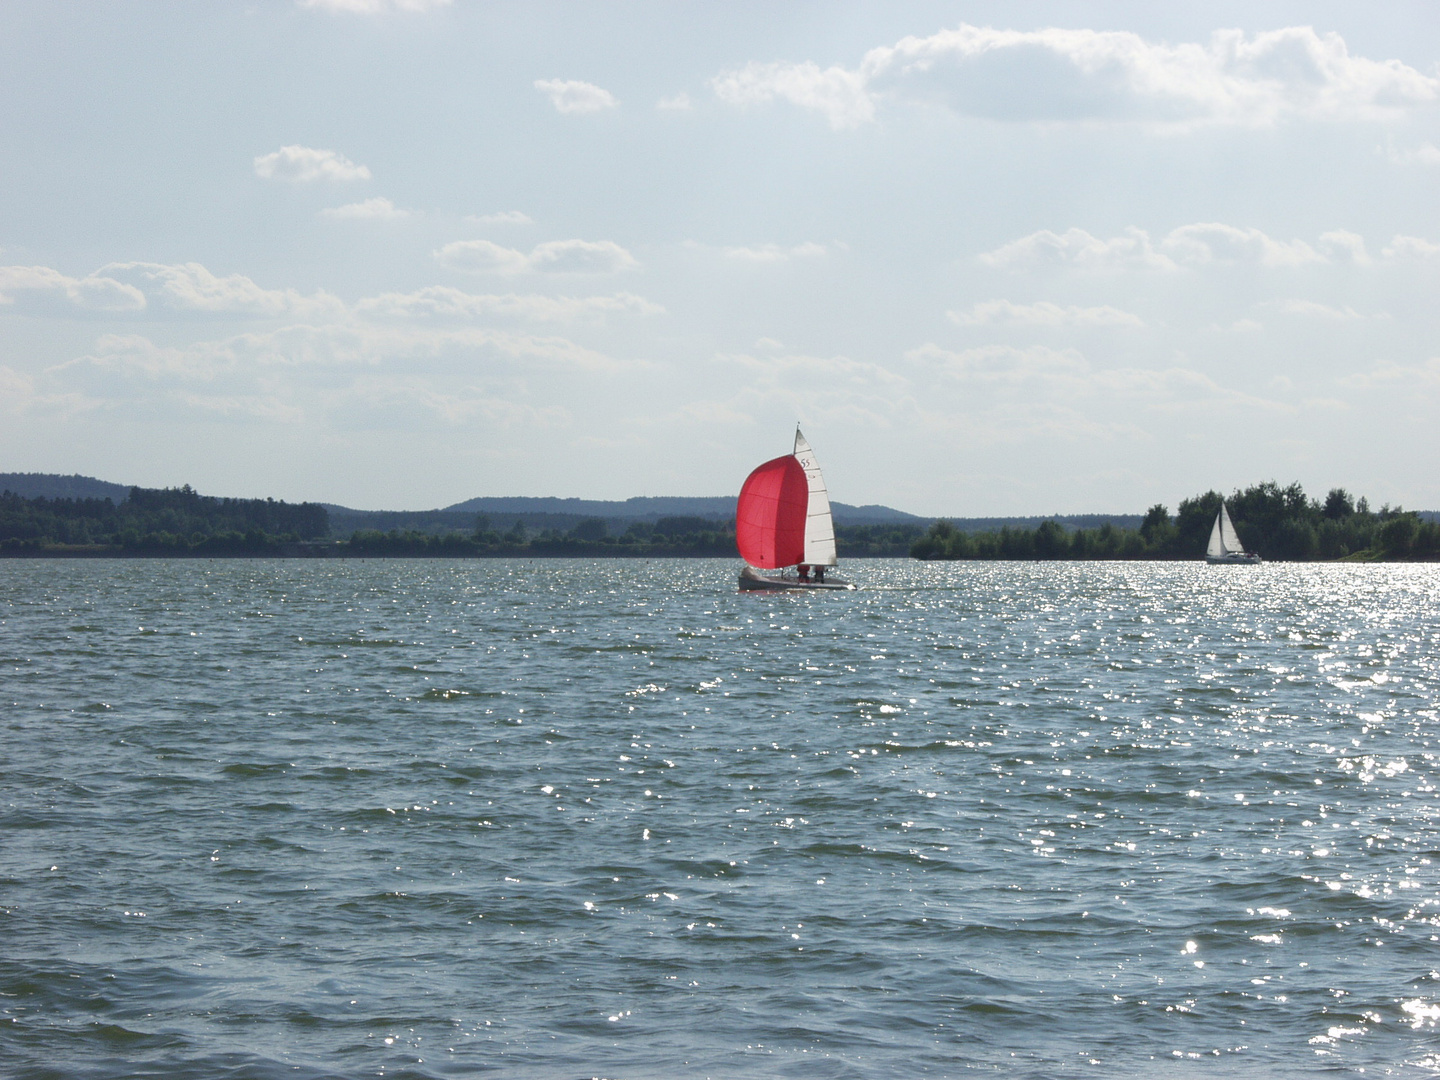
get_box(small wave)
[419,688,471,701]
[220,762,292,777]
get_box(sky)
[1,1,1438,515]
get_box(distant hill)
[440,495,927,526]
[0,473,131,502]
[443,495,733,518]
[10,473,1439,536]
[314,496,929,538]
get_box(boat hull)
[1206,553,1263,564]
[738,566,855,591]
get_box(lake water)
[2,558,1439,1079]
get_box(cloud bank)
[0,265,146,313]
[713,25,1440,130]
[978,223,1435,270]
[356,287,663,322]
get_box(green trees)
[570,517,608,541]
[1174,491,1222,554]
[909,519,957,560]
[911,481,1440,562]
[1140,504,1177,549]
[0,487,328,553]
[834,523,925,556]
[1323,488,1355,519]
[1379,513,1422,557]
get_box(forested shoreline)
[912,482,1440,562]
[0,486,329,556]
[4,481,1437,561]
[0,487,923,558]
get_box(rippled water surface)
[3,558,1440,1079]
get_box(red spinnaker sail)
[736,454,808,569]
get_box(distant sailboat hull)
[1206,551,1263,565]
[738,566,855,591]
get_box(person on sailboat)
[797,564,810,581]
[814,565,826,583]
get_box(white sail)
[1208,501,1249,558]
[1219,503,1245,554]
[793,429,837,566]
[1207,512,1225,559]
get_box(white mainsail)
[1219,504,1245,554]
[1208,502,1248,558]
[793,429,837,566]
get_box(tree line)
[0,492,925,558]
[911,482,1439,562]
[0,486,328,555]
[345,517,924,558]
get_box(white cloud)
[50,322,637,418]
[712,61,873,130]
[0,265,146,313]
[320,196,409,220]
[253,145,371,182]
[1162,223,1324,267]
[43,325,590,429]
[534,79,617,115]
[721,242,829,263]
[435,240,532,275]
[299,0,451,12]
[529,239,637,274]
[1339,358,1440,392]
[435,238,637,275]
[657,93,693,111]
[99,262,346,318]
[0,262,350,319]
[713,24,1440,130]
[356,286,663,322]
[465,210,533,226]
[949,299,1143,327]
[1383,235,1440,259]
[980,227,1173,270]
[981,223,1392,270]
[1317,230,1371,265]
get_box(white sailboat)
[735,428,855,591]
[1206,502,1262,564]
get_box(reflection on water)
[1,558,1438,1078]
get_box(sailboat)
[1206,501,1262,564]
[736,428,855,591]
